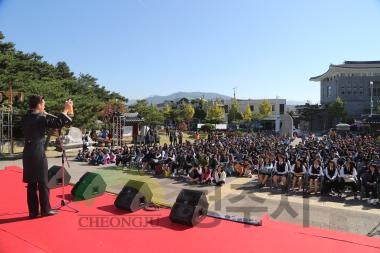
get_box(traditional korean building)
[310,61,380,119]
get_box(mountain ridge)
[129,92,231,105]
[128,92,309,106]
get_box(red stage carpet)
[0,166,379,253]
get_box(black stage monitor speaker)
[114,180,153,212]
[48,165,71,189]
[169,189,209,227]
[71,172,107,201]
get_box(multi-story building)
[223,98,287,132]
[310,61,380,118]
[157,97,289,133]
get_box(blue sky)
[1,0,379,103]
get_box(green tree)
[168,107,183,124]
[206,102,225,124]
[0,31,128,132]
[192,98,208,122]
[328,97,346,124]
[193,107,207,121]
[376,101,380,114]
[182,103,195,122]
[296,103,321,131]
[200,123,215,132]
[228,99,242,123]
[55,61,74,79]
[259,99,272,118]
[129,100,150,118]
[0,31,15,53]
[162,103,172,119]
[252,112,264,121]
[242,104,253,121]
[144,105,164,126]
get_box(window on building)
[353,86,357,95]
[250,105,254,111]
[272,105,275,112]
[340,86,345,95]
[346,86,351,95]
[279,104,285,115]
[373,82,380,97]
[359,86,363,95]
[327,86,332,97]
[224,105,229,113]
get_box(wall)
[320,75,380,118]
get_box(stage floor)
[0,166,379,253]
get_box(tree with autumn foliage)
[259,99,272,118]
[206,101,225,124]
[101,99,128,128]
[242,104,253,122]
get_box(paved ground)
[1,153,379,237]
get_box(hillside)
[140,92,231,105]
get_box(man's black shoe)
[29,213,39,219]
[41,210,59,217]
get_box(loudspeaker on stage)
[114,179,153,212]
[48,165,71,189]
[71,172,106,201]
[169,189,209,227]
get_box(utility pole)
[370,81,374,117]
[232,87,237,124]
[9,81,14,154]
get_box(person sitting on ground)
[102,149,111,165]
[308,158,323,194]
[97,150,106,165]
[321,160,340,196]
[82,131,89,153]
[339,160,359,198]
[75,149,84,161]
[258,156,274,188]
[290,158,306,191]
[201,167,212,184]
[88,149,97,165]
[242,159,254,178]
[109,151,116,163]
[224,153,235,176]
[213,165,227,186]
[162,163,172,177]
[362,163,379,205]
[185,162,202,184]
[273,154,289,191]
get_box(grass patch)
[95,166,167,205]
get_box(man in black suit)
[22,95,72,219]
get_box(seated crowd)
[76,131,380,205]
[75,148,116,165]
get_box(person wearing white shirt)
[213,165,227,186]
[290,158,307,191]
[258,156,274,188]
[339,160,359,198]
[321,160,340,196]
[308,159,324,194]
[273,155,289,191]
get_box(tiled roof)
[310,61,380,81]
